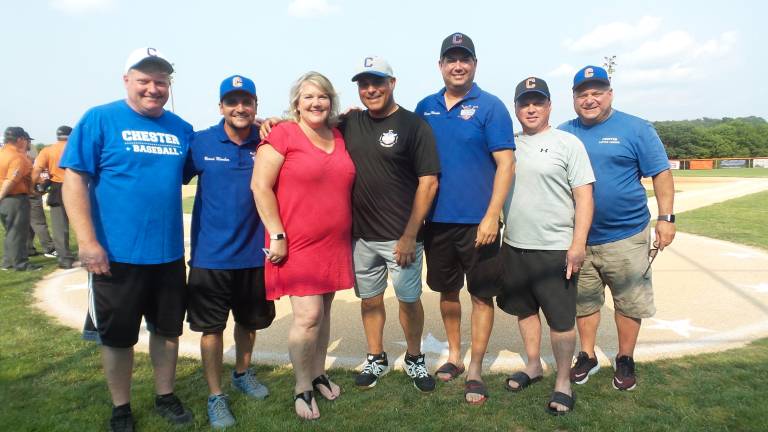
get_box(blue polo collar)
[214,119,260,145]
[437,83,482,110]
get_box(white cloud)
[691,31,737,59]
[287,0,340,18]
[624,31,736,66]
[624,31,695,64]
[564,16,662,53]
[619,64,695,86]
[49,0,116,13]
[548,63,576,77]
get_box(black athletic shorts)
[187,267,275,333]
[496,245,576,332]
[423,222,502,298]
[83,259,187,348]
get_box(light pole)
[603,55,617,80]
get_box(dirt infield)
[34,177,768,373]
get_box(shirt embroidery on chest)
[379,130,398,148]
[423,110,441,116]
[598,137,620,145]
[459,105,478,120]
[203,156,231,162]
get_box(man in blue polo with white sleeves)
[184,75,276,428]
[415,32,516,405]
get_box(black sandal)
[505,371,543,392]
[546,391,575,416]
[294,390,315,419]
[312,375,337,400]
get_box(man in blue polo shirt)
[415,32,516,405]
[560,66,675,391]
[184,75,276,428]
[62,47,193,432]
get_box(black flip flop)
[312,375,337,400]
[546,391,575,416]
[294,390,317,420]
[505,371,543,392]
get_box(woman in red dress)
[251,71,355,420]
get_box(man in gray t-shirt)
[497,77,594,415]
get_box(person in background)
[32,125,77,268]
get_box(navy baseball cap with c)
[220,75,257,100]
[514,77,550,102]
[572,65,611,90]
[440,32,476,58]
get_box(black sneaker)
[404,353,436,392]
[355,352,389,388]
[613,355,637,391]
[570,351,600,384]
[15,263,43,272]
[155,393,193,425]
[110,405,134,432]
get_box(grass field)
[2,191,768,431]
[673,168,768,177]
[675,190,768,250]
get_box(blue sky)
[1,0,764,143]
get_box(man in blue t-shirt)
[559,66,676,392]
[183,75,275,428]
[415,32,516,405]
[61,47,193,431]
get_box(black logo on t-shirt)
[379,130,398,148]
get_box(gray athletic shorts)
[352,238,423,303]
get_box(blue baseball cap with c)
[220,75,257,100]
[572,65,611,90]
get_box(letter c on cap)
[526,78,536,89]
[147,47,157,57]
[584,68,594,78]
[452,33,463,44]
[233,76,243,87]
[364,57,374,67]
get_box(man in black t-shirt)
[340,56,440,392]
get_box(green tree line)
[654,116,768,159]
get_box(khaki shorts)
[576,224,655,319]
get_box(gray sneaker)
[207,393,235,429]
[232,368,269,400]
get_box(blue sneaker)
[207,394,235,429]
[232,369,269,400]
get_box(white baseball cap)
[123,47,174,74]
[351,56,394,81]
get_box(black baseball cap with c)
[514,77,550,102]
[440,32,476,58]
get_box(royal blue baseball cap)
[572,65,611,90]
[220,75,257,100]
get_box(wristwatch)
[657,214,675,223]
[269,233,286,240]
